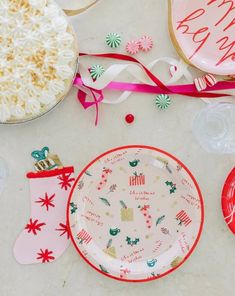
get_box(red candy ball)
[125,114,135,124]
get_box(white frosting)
[58,50,75,64]
[0,0,76,123]
[25,98,41,115]
[48,80,65,95]
[55,65,74,80]
[10,104,26,118]
[29,0,47,9]
[57,32,74,45]
[0,103,11,122]
[39,91,56,105]
[0,0,9,9]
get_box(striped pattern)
[205,74,217,87]
[176,210,192,226]
[89,65,105,81]
[77,229,92,245]
[195,74,217,92]
[126,40,140,55]
[129,175,145,186]
[139,35,153,52]
[155,94,171,110]
[34,159,56,171]
[194,77,207,92]
[106,33,121,48]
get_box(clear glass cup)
[193,103,235,154]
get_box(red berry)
[125,114,135,124]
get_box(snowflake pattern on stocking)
[25,219,46,235]
[36,249,55,263]
[55,223,70,239]
[57,173,75,191]
[35,193,55,211]
[14,166,75,265]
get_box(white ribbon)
[79,57,193,105]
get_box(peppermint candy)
[155,94,171,110]
[126,40,140,55]
[106,33,122,48]
[139,35,153,52]
[90,65,105,81]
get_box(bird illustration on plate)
[147,259,157,268]
[129,159,140,167]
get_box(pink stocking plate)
[68,146,204,282]
[222,167,235,235]
[169,0,235,75]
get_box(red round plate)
[222,168,235,235]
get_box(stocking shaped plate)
[222,167,235,235]
[169,0,235,75]
[0,0,78,123]
[68,146,204,282]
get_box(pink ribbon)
[74,53,235,125]
[74,75,235,125]
[77,83,104,126]
[74,76,235,95]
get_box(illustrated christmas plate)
[169,0,235,75]
[222,167,235,235]
[68,146,204,282]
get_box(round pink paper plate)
[222,167,235,235]
[169,0,235,75]
[68,146,204,282]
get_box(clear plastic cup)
[193,103,235,154]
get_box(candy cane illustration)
[176,210,192,226]
[97,168,112,191]
[139,205,152,229]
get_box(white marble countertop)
[0,0,234,295]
